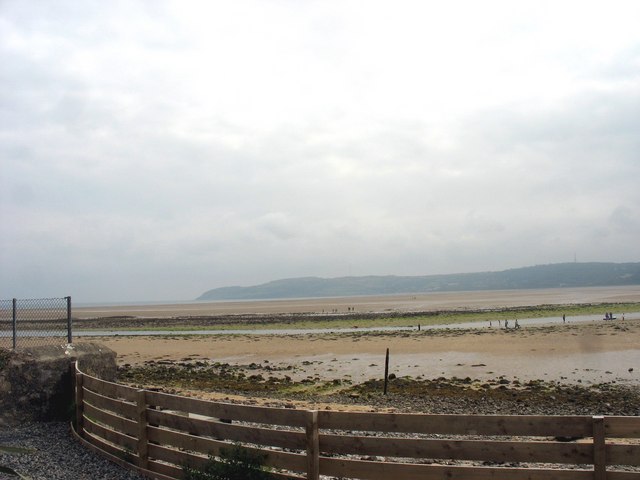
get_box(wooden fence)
[72,363,640,480]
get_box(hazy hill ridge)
[197,262,640,301]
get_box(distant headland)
[196,262,640,301]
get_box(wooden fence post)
[383,348,390,395]
[593,415,606,480]
[75,369,84,437]
[306,410,319,480]
[137,389,149,469]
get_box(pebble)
[0,422,145,480]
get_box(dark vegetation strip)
[117,361,640,417]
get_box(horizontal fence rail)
[0,297,71,349]
[72,363,640,480]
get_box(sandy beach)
[98,316,640,387]
[76,286,640,416]
[76,287,640,390]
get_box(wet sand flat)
[97,317,640,387]
[82,287,640,388]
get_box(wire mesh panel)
[0,299,13,350]
[0,297,71,350]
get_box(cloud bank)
[2,1,639,302]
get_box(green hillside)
[196,262,640,301]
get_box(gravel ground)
[0,422,145,480]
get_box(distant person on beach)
[562,314,565,323]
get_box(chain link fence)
[0,297,71,350]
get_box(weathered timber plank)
[148,443,207,470]
[83,387,137,419]
[83,429,133,462]
[270,472,306,480]
[148,441,307,475]
[145,390,307,427]
[147,448,305,480]
[318,457,594,480]
[84,416,138,452]
[606,471,640,480]
[147,425,230,456]
[72,425,174,480]
[606,417,640,438]
[607,443,640,466]
[83,402,138,437]
[82,373,137,402]
[147,460,184,480]
[319,434,593,464]
[146,409,306,449]
[317,412,592,437]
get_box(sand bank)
[98,317,640,387]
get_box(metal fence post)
[66,296,72,344]
[2,297,71,349]
[12,298,17,350]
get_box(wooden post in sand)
[383,348,390,395]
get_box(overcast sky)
[1,1,639,303]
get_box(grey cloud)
[2,1,640,302]
[587,43,640,82]
[609,206,640,233]
[255,212,297,241]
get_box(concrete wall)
[0,343,117,425]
